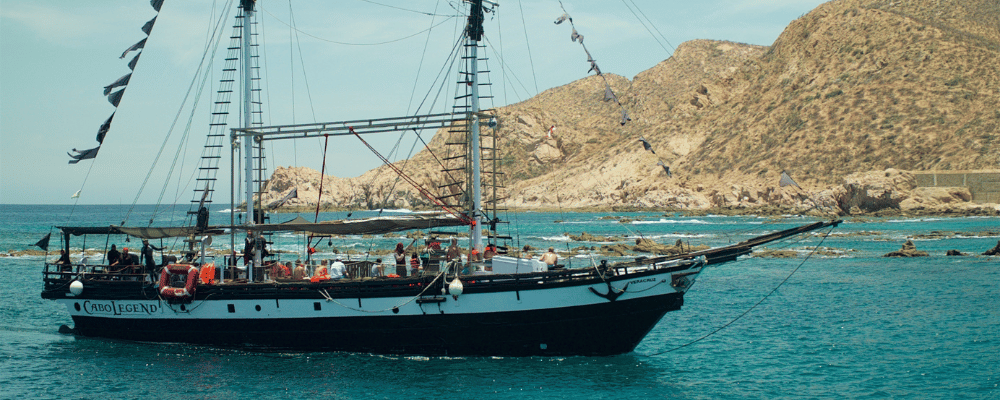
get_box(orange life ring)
[159,264,199,302]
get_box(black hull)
[70,292,683,356]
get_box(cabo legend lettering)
[82,300,159,316]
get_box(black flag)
[96,113,114,144]
[107,89,125,107]
[34,233,51,251]
[103,73,131,96]
[141,16,157,35]
[151,0,164,12]
[68,146,101,164]
[120,38,147,59]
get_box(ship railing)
[41,262,151,282]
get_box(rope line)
[639,224,836,357]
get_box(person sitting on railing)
[56,249,72,272]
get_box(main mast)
[241,0,258,280]
[467,0,485,254]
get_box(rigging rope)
[620,0,672,56]
[260,7,458,46]
[517,0,539,94]
[123,0,236,226]
[352,128,471,224]
[639,224,837,357]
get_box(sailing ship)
[41,0,840,356]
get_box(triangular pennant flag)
[107,89,125,107]
[103,73,131,96]
[71,190,81,199]
[604,86,615,102]
[151,0,164,12]
[68,146,101,164]
[127,53,141,70]
[120,38,147,59]
[779,171,801,188]
[656,161,672,178]
[96,113,114,144]
[554,13,569,25]
[141,16,157,35]
[620,109,631,126]
[34,233,51,251]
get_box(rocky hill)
[261,0,1000,216]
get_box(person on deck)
[140,239,162,276]
[371,258,384,277]
[446,239,461,262]
[394,243,407,277]
[243,232,254,266]
[106,244,121,266]
[56,250,72,271]
[292,260,308,280]
[410,251,421,276]
[330,258,347,279]
[484,244,497,260]
[540,247,558,266]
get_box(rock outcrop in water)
[883,240,929,257]
[983,241,1000,256]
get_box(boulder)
[983,240,1000,256]
[883,240,929,257]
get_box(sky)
[0,0,828,205]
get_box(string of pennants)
[554,1,631,126]
[68,0,164,164]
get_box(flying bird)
[638,137,655,154]
[656,161,672,178]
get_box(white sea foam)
[631,218,715,225]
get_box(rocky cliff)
[261,0,1000,216]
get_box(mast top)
[466,0,485,41]
[240,0,255,12]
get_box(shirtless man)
[540,247,558,266]
[446,239,462,262]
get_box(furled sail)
[67,1,164,164]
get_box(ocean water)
[1,204,997,399]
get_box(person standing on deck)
[446,239,461,262]
[140,239,162,278]
[394,243,407,277]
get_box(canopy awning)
[253,213,467,235]
[57,214,467,240]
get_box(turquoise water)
[1,204,997,398]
